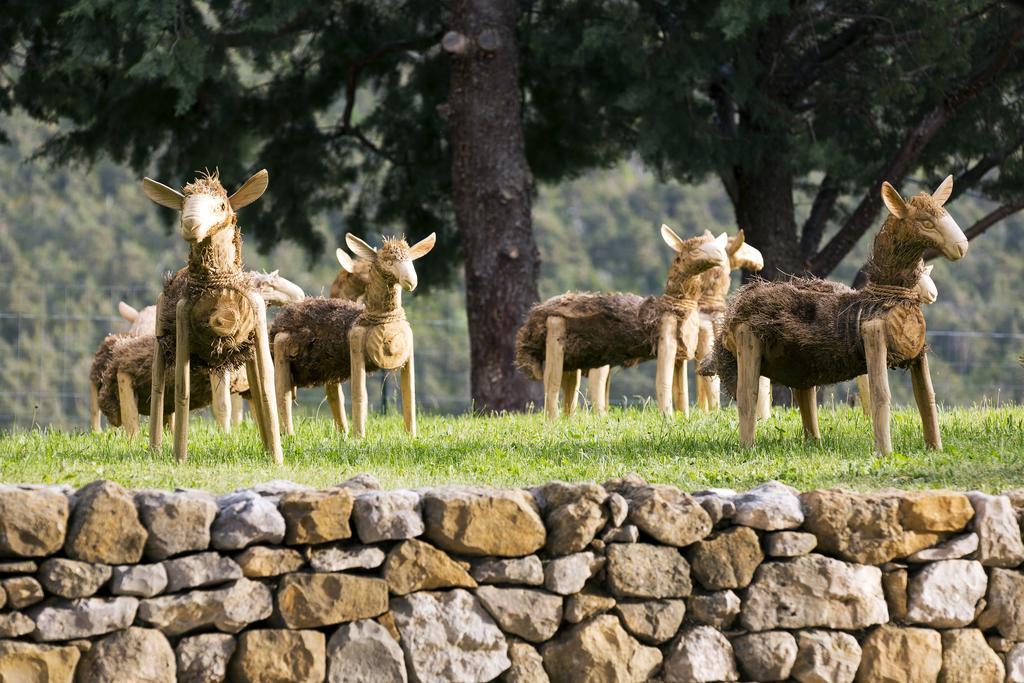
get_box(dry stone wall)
[1,475,1024,681]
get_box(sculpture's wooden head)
[880,175,968,262]
[345,232,437,293]
[141,169,268,244]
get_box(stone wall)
[0,475,1023,682]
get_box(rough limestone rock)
[0,559,38,573]
[135,489,217,560]
[277,572,389,628]
[384,539,476,595]
[731,481,804,530]
[392,589,511,683]
[352,490,424,543]
[607,492,629,527]
[564,592,617,623]
[800,489,971,564]
[211,492,286,550]
[905,559,986,627]
[0,641,80,683]
[688,526,763,590]
[336,473,382,491]
[64,480,148,564]
[110,563,168,597]
[741,554,887,631]
[175,633,237,683]
[475,585,563,642]
[309,544,386,572]
[422,486,545,557]
[881,568,908,622]
[0,486,69,558]
[1006,643,1024,683]
[907,532,979,562]
[136,578,272,636]
[162,551,242,592]
[968,492,1024,567]
[731,631,797,682]
[544,551,602,596]
[662,625,739,682]
[978,569,1024,639]
[229,629,326,683]
[0,583,5,609]
[30,596,138,641]
[3,575,44,608]
[506,641,549,683]
[855,625,941,682]
[606,543,691,599]
[279,488,354,545]
[326,618,408,683]
[791,630,861,683]
[0,611,36,637]
[615,599,686,644]
[235,546,305,577]
[541,614,662,683]
[75,627,175,683]
[603,525,640,544]
[38,557,111,598]
[940,629,1005,682]
[471,556,544,586]
[606,479,712,547]
[532,482,608,556]
[686,590,741,628]
[764,530,817,557]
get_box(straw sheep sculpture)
[88,301,156,431]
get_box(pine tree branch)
[799,174,839,259]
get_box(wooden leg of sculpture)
[862,319,892,455]
[911,352,942,450]
[349,326,368,439]
[149,294,166,453]
[543,317,566,421]
[173,299,191,462]
[756,377,772,419]
[90,383,102,432]
[273,333,294,437]
[856,375,872,417]
[210,370,231,433]
[117,371,139,439]
[673,360,689,417]
[401,339,417,437]
[326,383,348,435]
[709,375,721,410]
[794,386,821,441]
[588,366,610,415]
[561,370,581,417]
[655,314,678,418]
[695,322,713,412]
[605,368,612,411]
[230,394,244,427]
[735,324,761,447]
[247,294,282,464]
[245,364,268,447]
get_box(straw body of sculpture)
[88,301,157,431]
[142,169,283,463]
[515,226,729,420]
[705,176,967,454]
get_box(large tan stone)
[605,479,711,547]
[940,629,1004,682]
[137,578,272,636]
[0,641,80,683]
[64,480,147,564]
[75,627,175,683]
[422,487,545,557]
[541,614,662,683]
[383,539,476,595]
[792,630,861,683]
[234,546,305,577]
[134,490,217,560]
[976,569,1024,639]
[688,526,764,590]
[532,482,608,556]
[855,625,941,682]
[278,488,354,545]
[0,486,69,558]
[276,572,388,628]
[615,599,686,644]
[663,625,739,682]
[229,629,326,683]
[899,491,974,532]
[606,543,692,599]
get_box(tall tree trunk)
[730,155,805,280]
[446,0,541,412]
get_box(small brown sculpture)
[330,248,373,302]
[705,176,967,454]
[516,227,729,419]
[142,169,282,463]
[89,301,157,431]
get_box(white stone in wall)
[210,492,286,550]
[662,625,739,682]
[905,559,986,628]
[29,596,139,641]
[326,618,408,683]
[110,564,168,598]
[968,492,1024,567]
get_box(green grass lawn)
[1,405,1023,493]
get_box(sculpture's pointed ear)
[715,232,729,248]
[880,181,908,218]
[229,169,269,210]
[931,175,953,206]
[408,232,437,260]
[336,248,355,273]
[702,229,714,238]
[142,178,184,210]
[346,233,378,261]
[661,224,685,252]
[727,229,745,255]
[118,301,139,322]
[923,264,934,276]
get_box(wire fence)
[1,286,1022,430]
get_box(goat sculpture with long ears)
[142,169,283,463]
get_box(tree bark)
[730,154,805,280]
[447,0,541,412]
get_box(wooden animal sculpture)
[142,169,282,463]
[89,301,158,431]
[706,176,967,454]
[330,248,373,302]
[516,227,729,420]
[118,302,158,335]
[273,233,436,438]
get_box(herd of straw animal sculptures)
[90,171,963,460]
